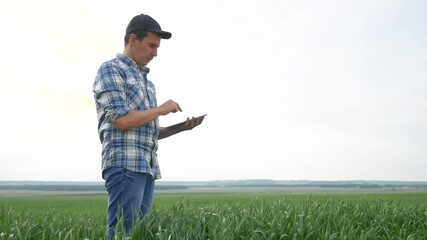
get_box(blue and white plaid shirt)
[93,53,161,179]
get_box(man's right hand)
[158,99,182,115]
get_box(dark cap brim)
[148,29,172,39]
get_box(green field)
[1,191,426,239]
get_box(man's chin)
[137,61,148,66]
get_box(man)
[92,13,205,237]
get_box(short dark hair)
[124,30,149,46]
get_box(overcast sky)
[0,0,426,182]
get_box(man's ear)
[129,33,136,46]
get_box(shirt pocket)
[125,78,146,110]
[146,82,157,108]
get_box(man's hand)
[180,115,206,131]
[158,99,182,115]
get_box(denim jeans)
[103,167,155,237]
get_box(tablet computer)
[167,114,207,129]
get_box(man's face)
[130,31,161,66]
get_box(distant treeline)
[1,180,426,192]
[0,185,106,192]
[218,183,427,189]
[0,184,188,192]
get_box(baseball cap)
[126,14,172,39]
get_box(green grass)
[0,192,426,239]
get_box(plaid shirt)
[92,53,161,179]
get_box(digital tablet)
[167,114,207,129]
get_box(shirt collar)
[116,53,150,73]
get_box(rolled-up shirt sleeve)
[93,61,131,124]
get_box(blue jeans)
[103,167,155,237]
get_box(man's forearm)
[114,109,162,130]
[158,126,183,140]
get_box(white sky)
[0,0,426,182]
